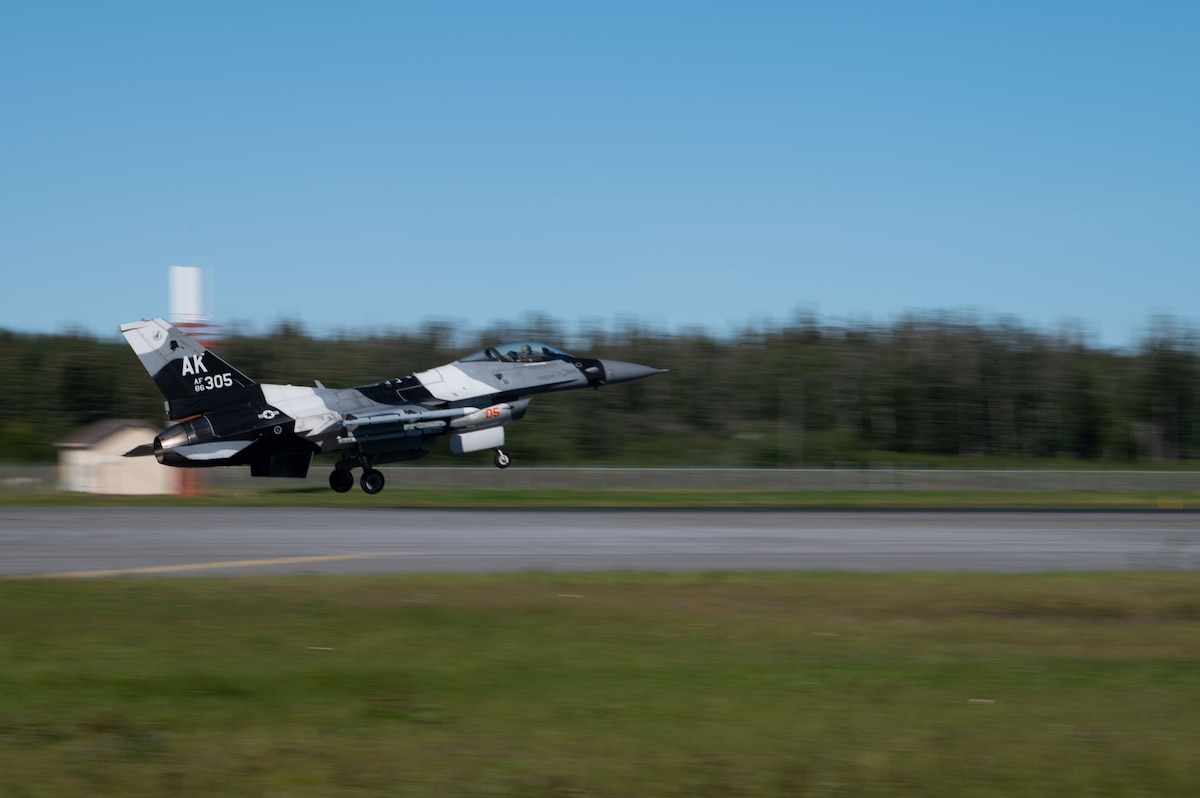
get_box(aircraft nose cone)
[599,360,667,385]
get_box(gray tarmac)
[2,507,1200,577]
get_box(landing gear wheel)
[329,469,354,493]
[360,468,385,495]
[493,449,511,469]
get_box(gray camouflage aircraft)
[120,318,665,494]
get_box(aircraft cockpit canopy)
[459,342,574,364]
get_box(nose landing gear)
[493,449,511,469]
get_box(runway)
[2,508,1199,577]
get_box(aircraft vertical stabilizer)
[119,318,257,419]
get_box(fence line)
[218,466,1199,492]
[3,465,1199,494]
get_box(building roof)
[56,419,158,449]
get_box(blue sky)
[2,2,1197,347]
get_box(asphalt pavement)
[3,507,1199,577]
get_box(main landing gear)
[360,468,385,495]
[329,469,354,493]
[328,465,385,495]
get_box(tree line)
[2,313,1198,465]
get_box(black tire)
[360,468,385,495]
[329,469,354,493]
[493,449,511,469]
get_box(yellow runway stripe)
[27,553,405,579]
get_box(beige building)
[56,419,176,495]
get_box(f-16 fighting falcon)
[119,318,665,494]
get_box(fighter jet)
[119,318,665,494]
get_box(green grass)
[3,485,1200,508]
[3,572,1199,796]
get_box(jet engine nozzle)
[154,417,216,465]
[151,416,253,467]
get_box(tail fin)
[119,318,257,419]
